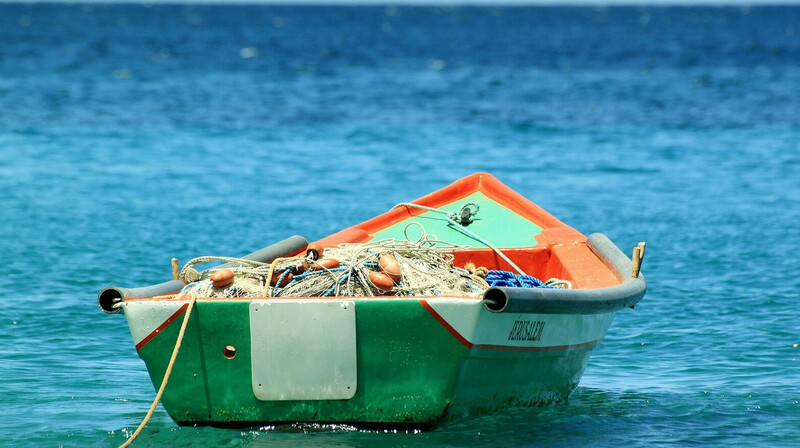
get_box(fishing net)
[177,233,489,299]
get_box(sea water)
[1,3,799,447]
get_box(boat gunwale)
[116,233,645,314]
[483,233,647,315]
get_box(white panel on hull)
[250,300,357,401]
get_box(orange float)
[292,262,309,275]
[270,271,293,287]
[379,254,402,282]
[306,242,324,261]
[210,269,235,288]
[368,271,395,292]
[312,258,340,271]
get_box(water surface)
[1,4,799,447]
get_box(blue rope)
[321,270,351,297]
[485,270,557,289]
[278,267,350,297]
[271,269,295,296]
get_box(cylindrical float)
[98,235,308,313]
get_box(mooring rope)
[118,294,197,448]
[392,202,526,275]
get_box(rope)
[178,256,269,284]
[393,202,526,275]
[271,236,485,298]
[485,270,545,288]
[118,294,197,448]
[265,256,294,297]
[177,255,311,298]
[484,270,571,289]
[393,201,479,224]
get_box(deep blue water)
[2,3,800,447]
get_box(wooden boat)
[99,173,646,429]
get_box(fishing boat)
[99,173,646,429]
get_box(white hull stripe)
[133,303,188,351]
[420,299,603,352]
[128,298,606,353]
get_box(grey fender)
[482,233,646,314]
[98,235,308,313]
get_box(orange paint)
[143,173,623,301]
[326,173,620,290]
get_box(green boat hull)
[124,297,614,427]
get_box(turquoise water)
[2,4,800,447]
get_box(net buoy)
[306,242,324,261]
[312,258,340,271]
[293,262,308,275]
[368,272,395,292]
[270,271,293,287]
[379,254,402,281]
[210,269,235,288]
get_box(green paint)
[135,299,597,427]
[137,300,468,425]
[447,347,595,417]
[371,192,543,248]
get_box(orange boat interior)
[313,173,620,291]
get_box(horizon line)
[2,0,799,6]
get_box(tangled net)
[177,233,489,299]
